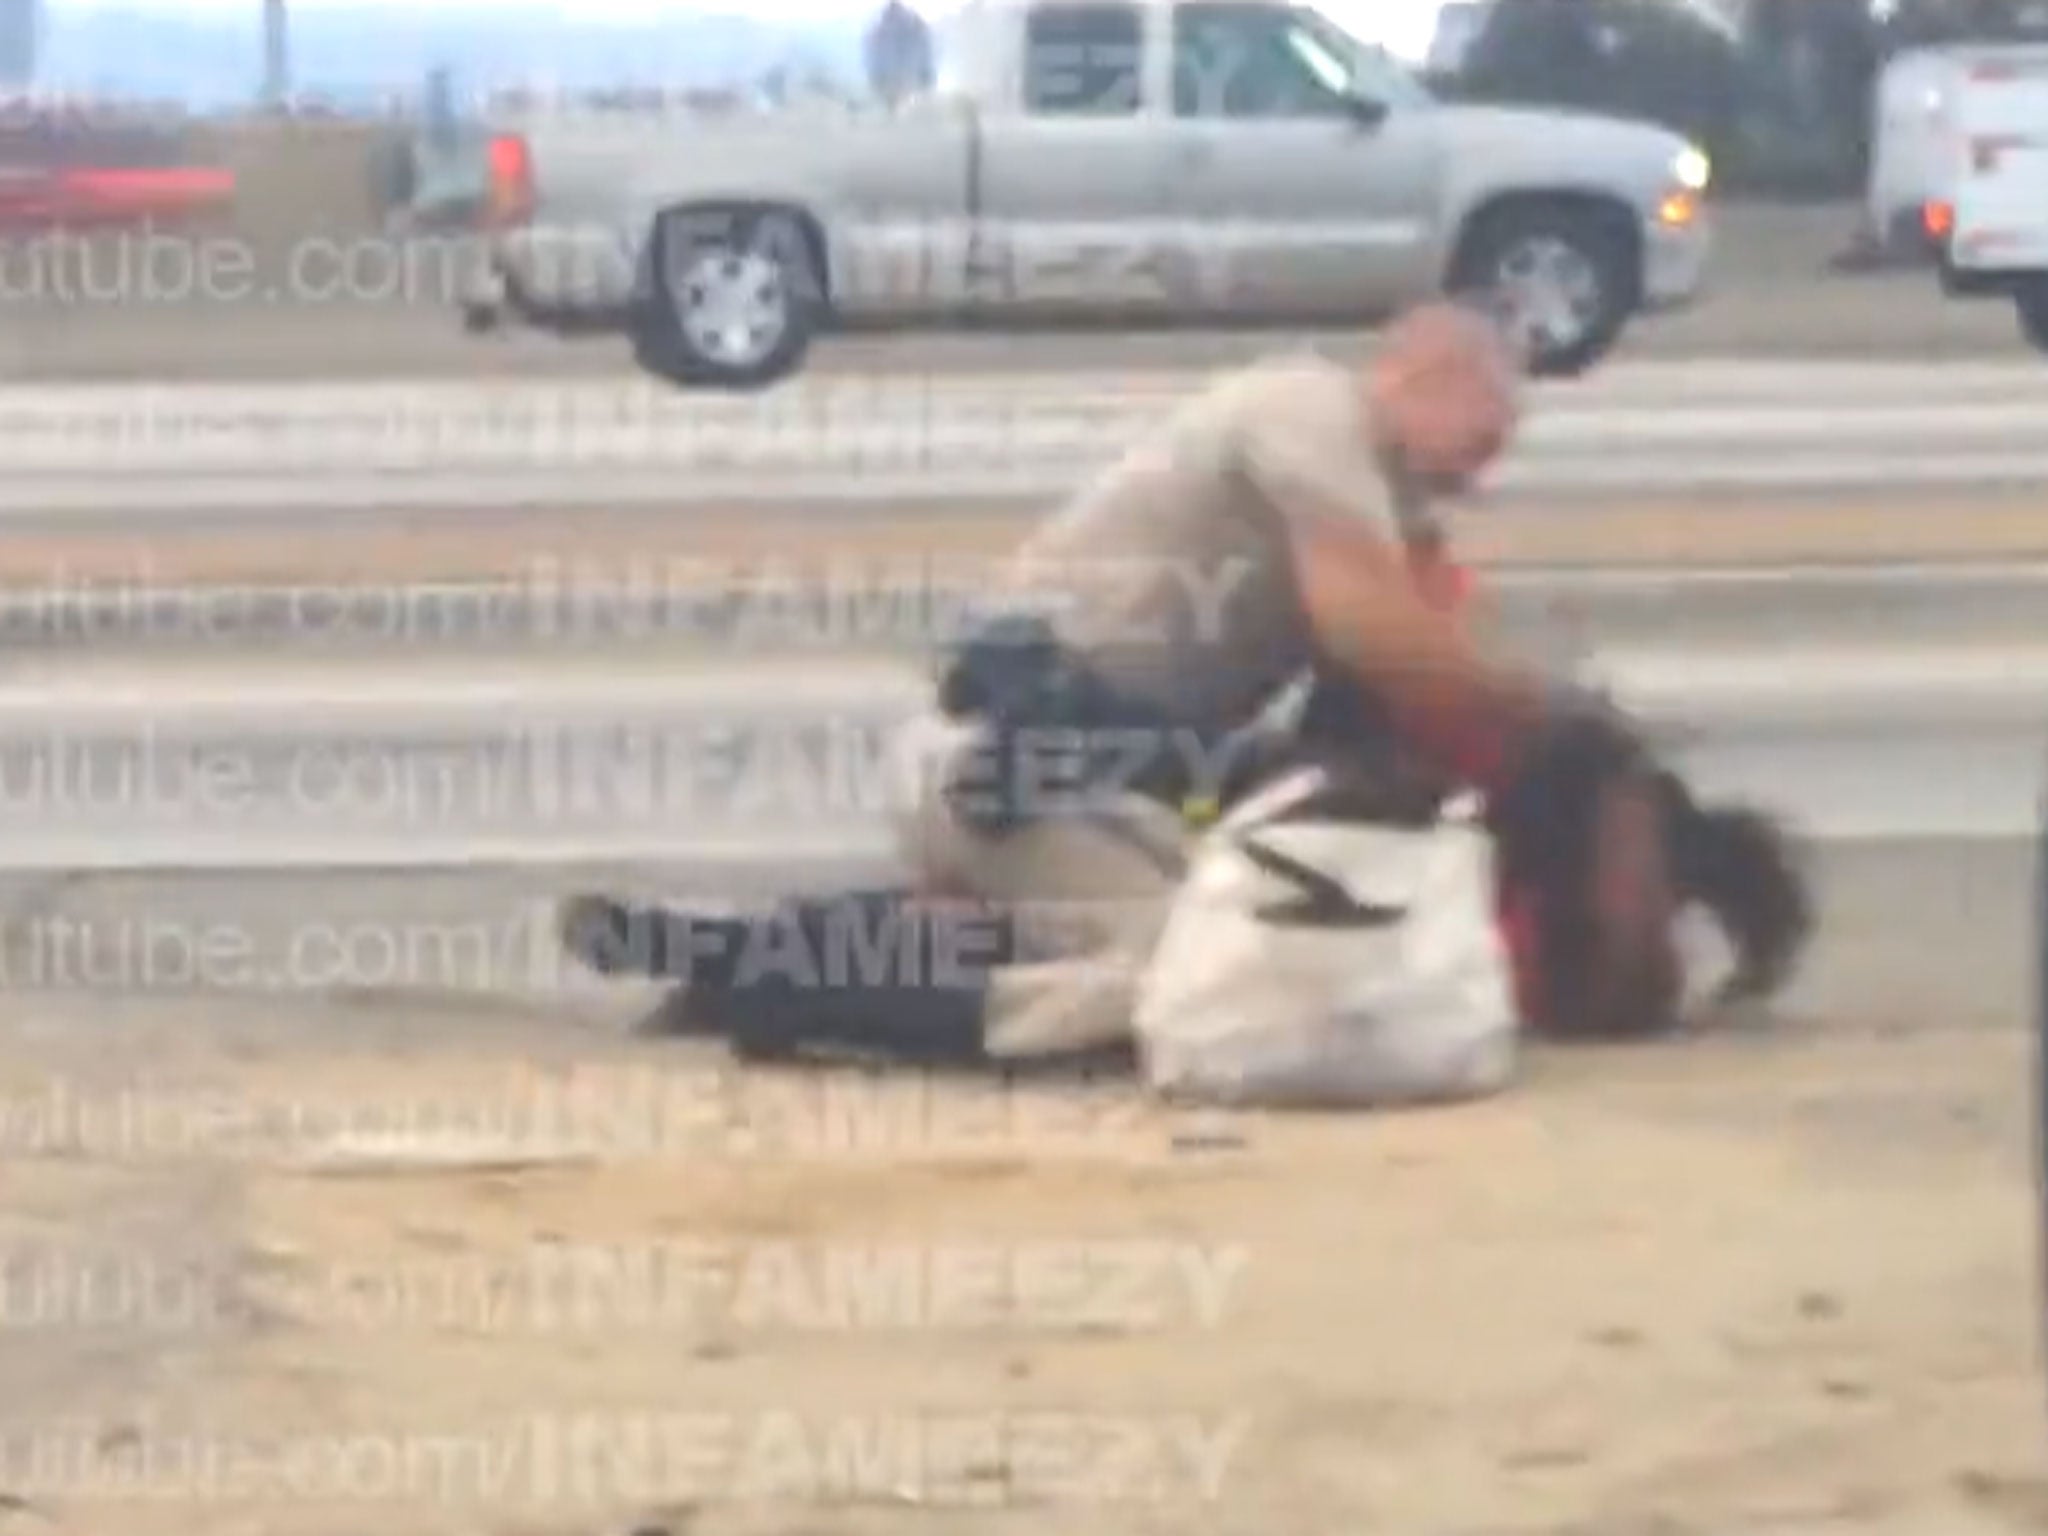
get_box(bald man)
[967,300,1530,787]
[561,304,1585,1065]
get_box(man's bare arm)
[1287,509,1551,783]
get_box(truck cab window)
[1024,4,1144,115]
[1173,2,1410,117]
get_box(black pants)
[562,886,1133,1071]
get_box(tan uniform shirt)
[1002,352,1421,736]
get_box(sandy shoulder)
[0,994,2037,1536]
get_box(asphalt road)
[0,267,2028,383]
[0,202,2029,381]
[0,188,2035,404]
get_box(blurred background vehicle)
[1924,37,2048,350]
[1419,0,2048,266]
[0,98,234,230]
[1865,43,1962,264]
[1426,0,1874,195]
[1861,0,2048,265]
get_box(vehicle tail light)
[1924,198,1955,240]
[484,133,533,226]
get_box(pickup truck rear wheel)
[1451,204,1636,378]
[2016,281,2048,354]
[633,209,818,390]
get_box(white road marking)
[0,646,2041,714]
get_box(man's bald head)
[1363,302,1523,495]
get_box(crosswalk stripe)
[0,361,2045,506]
[1,644,2043,724]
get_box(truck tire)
[632,207,819,391]
[1451,201,1637,378]
[2017,281,2048,354]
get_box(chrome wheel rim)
[1493,234,1605,360]
[674,247,789,369]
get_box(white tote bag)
[1133,765,1519,1108]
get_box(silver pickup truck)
[461,0,1713,386]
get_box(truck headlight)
[1672,144,1711,192]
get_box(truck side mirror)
[1342,93,1389,128]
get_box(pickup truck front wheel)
[1452,204,1635,378]
[634,209,818,391]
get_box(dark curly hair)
[1487,710,1813,1038]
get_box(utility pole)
[262,0,289,106]
[0,0,39,88]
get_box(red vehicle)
[0,107,233,230]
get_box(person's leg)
[554,709,994,1055]
[889,707,1191,1058]
[558,886,1008,1063]
[558,888,938,987]
[556,709,1191,1063]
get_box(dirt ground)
[0,843,2042,1536]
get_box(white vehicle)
[1870,0,2048,262]
[1867,46,1969,259]
[1928,43,2048,349]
